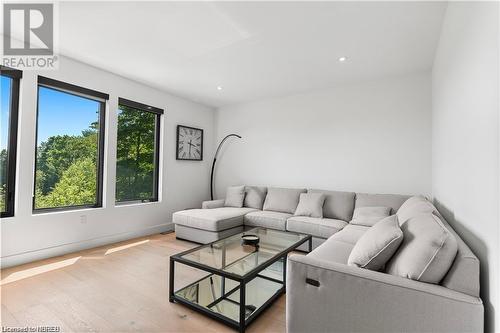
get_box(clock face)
[177,125,203,160]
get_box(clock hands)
[186,140,200,158]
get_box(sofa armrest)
[286,254,483,333]
[201,199,225,209]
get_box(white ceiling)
[57,1,447,107]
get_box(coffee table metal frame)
[169,229,312,333]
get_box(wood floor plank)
[1,304,20,327]
[1,232,288,333]
[9,303,73,332]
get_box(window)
[115,98,162,203]
[1,67,21,218]
[33,76,108,212]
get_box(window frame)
[33,76,109,213]
[0,66,22,218]
[115,97,163,204]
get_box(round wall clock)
[176,125,203,161]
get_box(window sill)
[114,200,160,208]
[32,205,104,216]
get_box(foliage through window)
[116,98,162,203]
[1,68,21,217]
[34,77,107,211]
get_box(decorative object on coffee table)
[210,133,242,199]
[241,234,260,246]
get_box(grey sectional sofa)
[172,186,483,332]
[173,187,367,248]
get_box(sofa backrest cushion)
[351,206,391,227]
[385,213,458,284]
[396,195,438,224]
[244,186,268,210]
[263,187,306,214]
[308,189,355,221]
[355,193,411,214]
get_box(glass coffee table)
[169,227,311,332]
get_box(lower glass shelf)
[174,273,283,323]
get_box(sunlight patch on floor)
[1,256,81,285]
[104,239,150,255]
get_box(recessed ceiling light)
[217,86,223,91]
[338,56,347,62]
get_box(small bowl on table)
[241,234,260,247]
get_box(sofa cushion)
[348,215,403,271]
[386,213,458,284]
[173,207,257,232]
[224,185,246,208]
[351,206,391,227]
[307,239,354,264]
[355,193,411,214]
[244,186,267,210]
[308,189,355,221]
[287,216,347,239]
[244,210,292,230]
[329,224,369,245]
[396,195,438,224]
[263,187,306,214]
[294,193,325,218]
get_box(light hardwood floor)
[1,233,288,333]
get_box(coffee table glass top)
[178,227,309,278]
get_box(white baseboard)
[0,223,174,269]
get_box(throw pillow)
[385,213,458,284]
[294,193,325,218]
[224,185,245,208]
[396,195,437,224]
[351,206,391,227]
[307,189,355,221]
[244,186,267,210]
[348,215,403,271]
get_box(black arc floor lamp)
[210,134,242,200]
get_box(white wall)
[432,2,499,331]
[0,56,215,268]
[214,73,431,198]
